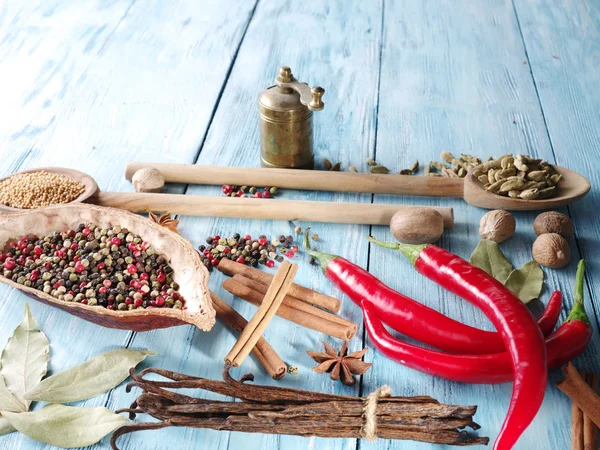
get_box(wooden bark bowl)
[0,204,215,332]
[0,167,99,213]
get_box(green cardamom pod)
[410,160,419,173]
[500,156,515,169]
[526,170,546,182]
[440,151,455,163]
[508,190,521,198]
[477,174,489,184]
[500,178,527,192]
[424,164,431,175]
[442,167,459,178]
[330,162,341,171]
[519,188,540,200]
[488,169,497,185]
[537,186,556,199]
[457,167,466,177]
[485,179,506,193]
[431,161,451,171]
[366,157,376,166]
[472,169,484,178]
[548,174,562,185]
[398,169,413,175]
[323,158,332,170]
[348,165,358,173]
[369,165,390,174]
[482,159,502,171]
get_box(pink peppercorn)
[82,227,91,236]
[140,273,149,281]
[211,259,220,266]
[263,190,271,199]
[29,270,40,281]
[155,296,165,307]
[236,256,245,264]
[244,235,251,240]
[81,299,88,305]
[127,264,137,274]
[134,298,143,307]
[128,242,138,252]
[290,245,299,252]
[103,279,112,288]
[236,190,244,197]
[286,251,295,258]
[111,237,121,246]
[3,259,16,270]
[70,243,78,251]
[33,246,43,256]
[141,241,149,250]
[266,259,275,268]
[107,304,114,310]
[125,297,133,305]
[98,287,107,295]
[96,262,105,270]
[254,192,262,198]
[74,262,86,273]
[258,237,268,246]
[222,185,233,195]
[156,272,166,283]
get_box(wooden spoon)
[125,162,591,211]
[0,168,454,227]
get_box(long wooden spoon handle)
[125,163,465,198]
[95,192,454,228]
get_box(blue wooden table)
[1,1,599,449]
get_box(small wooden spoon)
[0,167,98,213]
[125,162,591,211]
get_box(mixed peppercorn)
[0,224,185,311]
[198,233,299,271]
[221,185,278,198]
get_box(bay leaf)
[25,349,156,403]
[470,239,513,284]
[504,261,544,304]
[0,415,16,435]
[2,404,127,447]
[0,374,25,413]
[0,304,49,409]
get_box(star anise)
[148,211,180,234]
[307,341,372,386]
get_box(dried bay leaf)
[0,373,25,413]
[25,349,156,403]
[504,261,544,304]
[2,404,127,447]
[0,415,15,436]
[0,304,49,409]
[470,239,513,284]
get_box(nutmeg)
[132,168,165,193]
[533,211,574,238]
[389,207,444,244]
[532,233,571,268]
[479,210,515,243]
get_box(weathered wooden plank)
[120,1,383,449]
[363,1,599,449]
[0,1,257,449]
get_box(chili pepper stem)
[304,227,337,272]
[366,236,426,266]
[566,260,589,324]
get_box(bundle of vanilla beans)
[110,364,488,448]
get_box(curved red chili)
[362,272,590,383]
[368,237,549,450]
[304,229,560,354]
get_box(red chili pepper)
[367,237,548,450]
[362,261,590,384]
[304,229,561,354]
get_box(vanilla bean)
[112,364,487,448]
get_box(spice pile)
[0,224,185,310]
[221,185,278,198]
[199,233,299,271]
[0,171,86,209]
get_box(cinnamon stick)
[584,372,599,450]
[225,262,298,367]
[218,258,341,312]
[210,291,286,379]
[223,278,356,340]
[572,370,586,450]
[558,363,600,429]
[232,274,356,329]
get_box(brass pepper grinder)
[258,66,324,169]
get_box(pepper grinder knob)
[310,86,325,110]
[277,66,293,83]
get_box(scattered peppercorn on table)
[0,1,599,449]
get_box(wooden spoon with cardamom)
[125,162,591,211]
